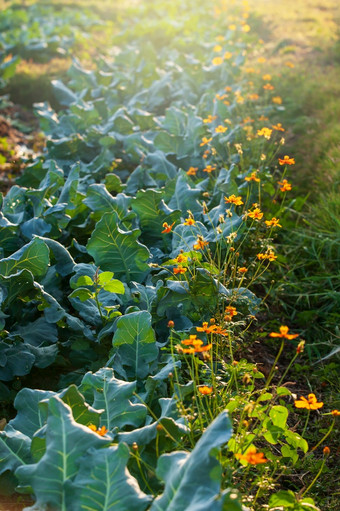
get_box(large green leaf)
[10,317,58,347]
[131,189,180,241]
[118,397,189,447]
[35,237,75,277]
[166,173,202,215]
[58,385,102,427]
[80,368,147,430]
[9,388,55,439]
[65,444,151,511]
[87,212,150,283]
[0,269,35,307]
[0,239,49,278]
[160,107,187,136]
[84,185,132,224]
[112,311,158,379]
[150,411,233,511]
[0,342,36,382]
[0,426,31,476]
[15,397,110,511]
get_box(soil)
[0,103,43,193]
[0,496,33,511]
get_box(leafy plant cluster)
[0,0,337,509]
[0,3,103,88]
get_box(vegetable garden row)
[0,1,338,510]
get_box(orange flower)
[263,83,275,91]
[212,56,223,66]
[272,96,283,104]
[180,335,212,354]
[267,250,277,261]
[238,267,248,274]
[225,306,237,322]
[262,74,272,81]
[98,426,108,436]
[235,447,267,465]
[88,424,108,436]
[196,322,228,335]
[294,393,324,410]
[278,179,292,192]
[245,171,260,182]
[196,322,216,334]
[187,166,198,176]
[193,236,209,250]
[215,125,228,133]
[203,165,216,173]
[247,207,263,220]
[215,93,228,101]
[203,115,217,124]
[181,335,203,346]
[174,266,187,275]
[279,155,295,165]
[265,217,282,228]
[200,137,212,147]
[257,127,272,140]
[195,343,212,353]
[258,115,269,122]
[167,320,175,328]
[224,51,233,59]
[162,222,174,233]
[214,325,228,335]
[242,117,254,124]
[331,410,340,416]
[248,93,259,101]
[213,44,223,52]
[258,57,266,63]
[225,194,243,206]
[272,123,285,132]
[323,446,330,456]
[174,254,188,264]
[198,385,213,395]
[269,325,299,340]
[183,217,196,226]
[257,250,277,262]
[180,347,196,354]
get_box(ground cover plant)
[0,0,339,509]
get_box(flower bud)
[242,373,252,384]
[296,340,305,354]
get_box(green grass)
[248,0,340,350]
[247,3,340,507]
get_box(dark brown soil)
[0,104,44,193]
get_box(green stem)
[94,288,105,324]
[301,458,326,498]
[277,351,299,387]
[264,339,285,391]
[135,453,155,495]
[310,420,335,452]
